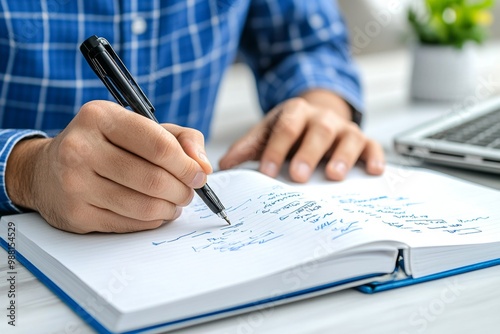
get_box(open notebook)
[1,166,500,333]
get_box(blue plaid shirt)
[0,0,362,214]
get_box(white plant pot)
[410,43,478,101]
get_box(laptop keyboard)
[427,109,500,148]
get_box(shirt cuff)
[0,129,49,214]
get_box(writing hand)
[6,101,211,233]
[219,92,385,182]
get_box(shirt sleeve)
[0,129,49,214]
[239,0,363,124]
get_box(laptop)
[394,96,500,174]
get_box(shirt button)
[132,17,147,35]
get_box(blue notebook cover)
[357,258,500,294]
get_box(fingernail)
[368,160,385,173]
[198,151,210,165]
[191,171,206,188]
[294,162,311,181]
[198,151,213,171]
[329,160,347,177]
[260,161,278,177]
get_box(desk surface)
[2,43,500,334]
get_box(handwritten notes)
[308,167,500,247]
[153,221,284,253]
[331,193,487,235]
[152,179,368,254]
[150,167,500,256]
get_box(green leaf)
[408,0,496,47]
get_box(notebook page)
[5,170,391,315]
[306,165,500,248]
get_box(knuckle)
[81,100,121,134]
[346,122,362,134]
[354,130,367,143]
[272,98,309,137]
[56,137,89,194]
[79,100,99,114]
[186,128,205,144]
[283,97,308,111]
[314,117,336,136]
[177,162,199,184]
[78,101,106,122]
[151,130,176,163]
[57,135,88,167]
[141,198,165,221]
[162,203,179,220]
[142,169,167,196]
[341,122,365,142]
[275,117,301,138]
[178,188,195,207]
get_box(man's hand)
[219,90,385,182]
[5,100,211,234]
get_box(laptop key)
[427,109,500,147]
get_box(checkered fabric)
[0,0,362,213]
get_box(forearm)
[5,138,50,211]
[0,130,49,214]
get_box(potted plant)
[408,0,495,101]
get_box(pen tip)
[219,211,231,225]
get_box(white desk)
[2,43,500,334]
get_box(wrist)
[6,138,51,211]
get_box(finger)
[163,124,213,174]
[80,101,206,188]
[288,113,338,183]
[360,140,386,175]
[84,175,184,222]
[91,140,194,205]
[67,204,181,234]
[259,101,310,177]
[325,127,367,181]
[219,121,269,170]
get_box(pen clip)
[81,35,155,115]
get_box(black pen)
[80,35,230,225]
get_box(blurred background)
[338,0,500,54]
